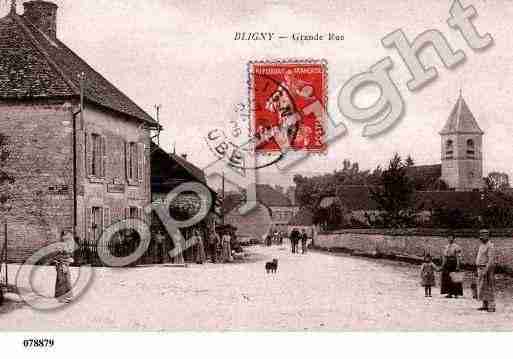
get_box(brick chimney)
[23,1,58,38]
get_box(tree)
[293,159,383,210]
[485,172,510,191]
[369,153,416,228]
[0,133,14,212]
[405,155,415,167]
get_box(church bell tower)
[440,93,484,191]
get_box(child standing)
[420,254,438,297]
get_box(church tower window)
[445,140,454,159]
[466,139,475,158]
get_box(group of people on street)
[206,229,234,264]
[289,228,309,255]
[420,229,496,312]
[265,230,286,246]
[156,228,236,265]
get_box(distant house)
[317,187,379,229]
[405,164,445,190]
[223,184,299,241]
[0,1,158,262]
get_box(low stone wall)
[315,229,513,272]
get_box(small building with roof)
[150,142,217,262]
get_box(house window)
[91,206,103,240]
[88,133,106,178]
[129,206,139,219]
[91,134,101,176]
[129,142,137,180]
[445,139,454,159]
[126,142,143,183]
[467,139,475,158]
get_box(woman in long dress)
[440,234,464,298]
[221,233,233,263]
[53,231,74,303]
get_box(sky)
[4,0,513,189]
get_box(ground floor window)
[129,206,138,219]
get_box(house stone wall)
[0,101,152,263]
[0,101,74,262]
[77,104,151,243]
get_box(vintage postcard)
[1,0,513,353]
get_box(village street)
[2,245,513,331]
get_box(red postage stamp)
[249,60,327,154]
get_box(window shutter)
[101,136,107,178]
[124,207,130,220]
[99,207,104,239]
[85,207,92,241]
[84,132,89,176]
[124,141,130,181]
[103,207,110,230]
[137,143,144,183]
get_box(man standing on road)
[301,229,308,254]
[209,230,219,263]
[290,228,299,254]
[476,229,496,313]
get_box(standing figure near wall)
[52,230,75,303]
[476,229,496,312]
[440,234,464,298]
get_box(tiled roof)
[0,12,156,126]
[323,186,380,211]
[168,152,206,184]
[151,142,208,187]
[440,95,483,135]
[405,164,442,182]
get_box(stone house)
[0,1,159,262]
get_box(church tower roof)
[440,93,484,135]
